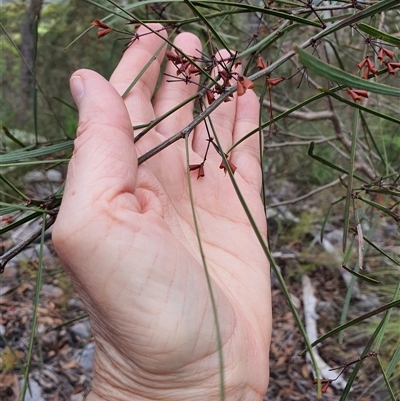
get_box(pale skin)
[53,24,271,401]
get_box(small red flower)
[206,90,215,105]
[189,163,205,179]
[267,77,284,87]
[366,56,377,73]
[97,28,112,38]
[346,88,368,103]
[378,47,384,63]
[236,78,245,96]
[386,62,400,75]
[224,94,234,102]
[241,76,255,90]
[91,19,111,29]
[313,379,333,393]
[166,50,182,64]
[381,47,395,60]
[188,65,199,74]
[357,56,369,71]
[236,75,255,96]
[257,56,267,70]
[219,158,237,175]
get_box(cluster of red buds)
[166,49,200,77]
[91,19,113,38]
[358,46,399,77]
[376,46,400,75]
[357,54,377,78]
[346,88,369,103]
[348,44,398,103]
[205,55,256,104]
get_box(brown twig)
[0,214,56,273]
[268,176,345,208]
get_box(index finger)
[109,23,168,127]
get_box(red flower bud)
[240,76,255,90]
[377,47,384,63]
[206,90,215,105]
[236,78,245,96]
[257,56,267,70]
[189,163,205,179]
[219,158,237,175]
[97,28,112,38]
[351,89,369,98]
[346,89,367,103]
[383,48,395,60]
[166,50,182,64]
[267,77,284,87]
[91,19,111,29]
[357,56,368,71]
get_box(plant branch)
[0,214,56,273]
[267,176,345,208]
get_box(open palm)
[53,24,271,401]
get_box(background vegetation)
[1,1,399,400]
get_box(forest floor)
[1,196,399,401]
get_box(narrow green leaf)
[339,319,384,401]
[193,0,330,27]
[375,281,400,369]
[212,121,322,395]
[339,235,357,344]
[324,39,346,71]
[295,46,400,97]
[320,197,345,243]
[301,298,400,352]
[0,141,73,164]
[184,136,225,401]
[358,23,400,46]
[377,355,397,401]
[386,344,400,378]
[0,212,42,235]
[356,195,399,222]
[0,175,29,201]
[19,214,46,401]
[360,112,386,169]
[343,108,359,252]
[2,126,26,148]
[361,234,400,267]
[184,0,231,52]
[341,264,381,285]
[307,142,367,183]
[316,86,400,126]
[53,97,78,112]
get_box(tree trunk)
[20,0,43,122]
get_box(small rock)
[71,393,85,401]
[70,322,91,340]
[41,284,63,298]
[79,342,95,371]
[67,298,84,310]
[19,378,45,401]
[0,285,14,298]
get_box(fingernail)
[70,76,84,106]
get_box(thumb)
[64,69,138,209]
[54,69,139,252]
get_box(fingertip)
[173,31,202,50]
[236,88,260,122]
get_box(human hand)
[53,24,271,401]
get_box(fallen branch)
[302,274,348,390]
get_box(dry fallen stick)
[302,274,348,391]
